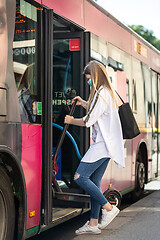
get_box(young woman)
[64,60,124,235]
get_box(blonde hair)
[17,63,34,92]
[84,60,118,111]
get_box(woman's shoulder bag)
[115,91,140,139]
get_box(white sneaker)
[75,221,101,235]
[99,205,120,229]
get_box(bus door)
[52,21,90,205]
[158,74,160,176]
[151,70,158,177]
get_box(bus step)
[55,192,90,202]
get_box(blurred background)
[94,0,160,50]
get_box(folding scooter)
[52,89,90,203]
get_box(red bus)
[0,0,160,239]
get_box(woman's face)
[0,0,8,84]
[85,74,91,80]
[85,74,92,86]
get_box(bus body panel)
[40,0,160,197]
[21,124,42,229]
[41,0,160,73]
[34,0,41,3]
[43,0,84,27]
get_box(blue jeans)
[74,158,110,219]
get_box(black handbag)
[115,91,140,139]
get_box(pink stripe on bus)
[21,124,42,229]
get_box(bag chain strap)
[115,90,125,104]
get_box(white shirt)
[81,121,110,163]
[82,86,125,168]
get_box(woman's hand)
[64,115,74,124]
[72,96,83,105]
[72,96,88,109]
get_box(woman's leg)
[89,158,110,225]
[74,158,111,225]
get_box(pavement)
[73,178,160,240]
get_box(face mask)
[87,78,92,86]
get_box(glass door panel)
[158,75,160,175]
[151,71,158,177]
[53,35,82,187]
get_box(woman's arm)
[64,115,86,127]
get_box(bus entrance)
[53,33,82,189]
[51,15,90,221]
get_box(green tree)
[129,25,160,51]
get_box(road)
[28,190,152,240]
[29,210,90,240]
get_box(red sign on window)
[70,39,80,51]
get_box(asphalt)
[72,178,160,240]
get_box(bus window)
[152,72,158,130]
[126,79,129,103]
[13,0,42,124]
[142,64,152,128]
[132,79,137,112]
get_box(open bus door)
[52,19,90,209]
[42,10,91,226]
[158,74,160,176]
[151,70,159,178]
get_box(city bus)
[0,0,160,239]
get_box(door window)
[151,71,158,176]
[53,37,81,186]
